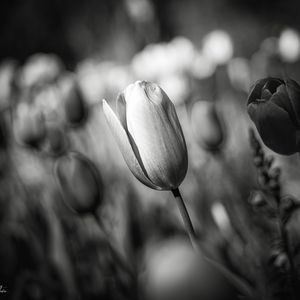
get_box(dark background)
[1,0,300,68]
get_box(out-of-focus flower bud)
[191,51,216,80]
[103,81,188,190]
[247,77,300,155]
[76,60,110,105]
[19,53,62,88]
[202,30,233,65]
[227,57,251,92]
[278,28,300,63]
[159,74,190,106]
[13,103,46,148]
[59,75,88,126]
[190,100,225,152]
[54,152,103,215]
[143,238,232,300]
[42,125,68,156]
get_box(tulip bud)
[247,77,300,155]
[190,100,224,152]
[42,126,68,156]
[54,152,103,215]
[13,102,46,148]
[278,28,300,63]
[59,75,88,126]
[202,30,233,65]
[20,53,62,88]
[103,81,188,191]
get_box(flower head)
[247,77,300,155]
[103,81,188,190]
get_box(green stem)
[171,188,255,300]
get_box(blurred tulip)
[159,74,190,106]
[227,57,251,92]
[191,100,225,152]
[42,126,68,156]
[19,53,62,88]
[13,102,46,148]
[247,77,300,155]
[54,152,103,215]
[202,30,233,65]
[278,28,300,63]
[59,74,88,126]
[76,60,111,105]
[191,51,216,80]
[143,238,232,300]
[103,80,188,190]
[132,37,195,81]
[260,37,278,56]
[33,84,61,122]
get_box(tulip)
[54,152,103,215]
[278,28,300,63]
[59,75,88,126]
[202,30,233,65]
[20,53,62,88]
[247,77,300,155]
[103,80,188,190]
[42,126,68,156]
[13,102,46,148]
[191,100,224,152]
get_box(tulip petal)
[125,82,187,189]
[102,99,159,189]
[247,77,283,104]
[286,78,300,125]
[248,100,298,155]
[247,78,269,104]
[271,84,299,127]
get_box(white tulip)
[103,81,188,190]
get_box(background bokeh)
[2,1,300,300]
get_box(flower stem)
[172,188,197,240]
[171,188,255,300]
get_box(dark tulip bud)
[191,100,225,152]
[13,103,46,148]
[54,152,103,215]
[247,77,300,155]
[60,75,87,126]
[42,126,68,156]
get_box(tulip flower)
[13,102,46,148]
[54,152,103,215]
[278,28,300,63]
[59,75,88,126]
[42,126,68,156]
[191,100,224,152]
[103,80,188,191]
[247,77,300,155]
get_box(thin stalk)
[171,188,255,300]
